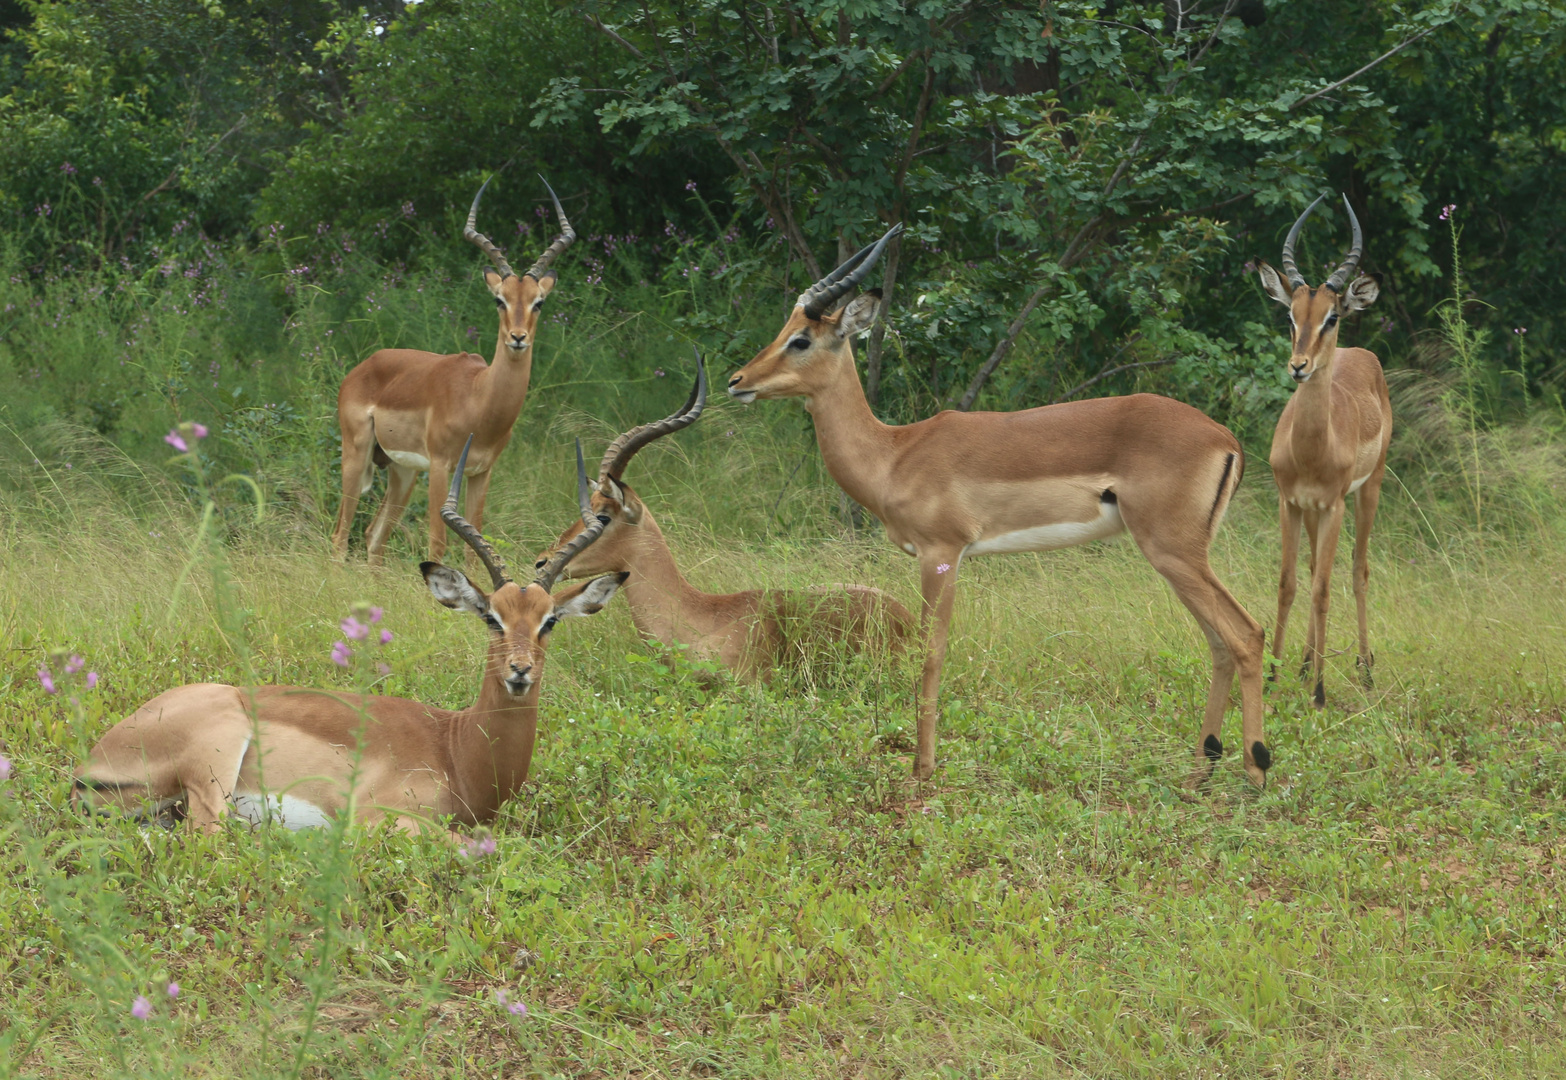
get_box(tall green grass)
[1,225,1564,1077]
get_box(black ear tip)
[419,561,441,575]
[614,571,631,583]
[865,288,884,300]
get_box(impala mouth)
[504,670,535,695]
[728,386,757,403]
[1291,371,1312,384]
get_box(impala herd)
[75,180,1392,837]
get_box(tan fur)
[331,269,557,565]
[74,573,622,835]
[537,480,915,680]
[1257,272,1393,704]
[727,300,1268,787]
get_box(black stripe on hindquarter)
[1206,452,1237,534]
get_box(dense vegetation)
[1,1,1564,1076]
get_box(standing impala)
[1255,194,1391,706]
[76,438,624,834]
[537,356,916,680]
[332,176,576,564]
[727,226,1269,787]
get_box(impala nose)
[508,331,529,350]
[505,663,534,693]
[1290,360,1309,382]
[727,373,743,389]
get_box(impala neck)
[618,509,723,646]
[1290,353,1337,456]
[473,336,535,435]
[447,634,539,823]
[800,349,897,517]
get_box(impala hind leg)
[333,414,378,559]
[426,462,451,564]
[1271,497,1304,682]
[364,463,418,566]
[1352,467,1385,689]
[461,468,495,580]
[1303,502,1345,708]
[913,551,962,781]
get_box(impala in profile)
[332,175,577,564]
[76,438,623,835]
[727,226,1269,787]
[1255,193,1391,705]
[537,355,915,680]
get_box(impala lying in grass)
[536,354,915,681]
[75,438,624,835]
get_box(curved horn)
[797,222,904,321]
[535,440,606,592]
[525,176,577,280]
[597,348,708,483]
[1278,192,1327,291]
[440,435,510,591]
[463,176,516,279]
[1323,193,1364,293]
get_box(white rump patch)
[384,449,432,470]
[231,792,332,830]
[965,501,1125,556]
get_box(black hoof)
[1203,734,1224,762]
[1313,681,1325,708]
[1251,741,1272,772]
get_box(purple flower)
[341,616,370,641]
[38,668,57,694]
[367,607,384,624]
[376,662,391,676]
[1514,327,1527,335]
[654,368,665,378]
[0,755,11,781]
[684,180,698,192]
[65,654,85,675]
[331,641,353,666]
[86,671,100,690]
[496,989,527,1016]
[379,629,393,645]
[61,162,76,175]
[190,423,209,439]
[166,982,180,998]
[936,563,951,575]
[464,835,497,859]
[164,430,189,453]
[1438,203,1456,222]
[1242,260,1256,274]
[131,996,152,1020]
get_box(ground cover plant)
[2,220,1565,1076]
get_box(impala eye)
[494,297,506,309]
[482,613,503,633]
[1324,312,1339,329]
[539,616,558,636]
[788,336,810,351]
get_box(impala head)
[1255,193,1380,383]
[465,175,578,355]
[536,352,707,579]
[422,435,621,698]
[727,224,902,402]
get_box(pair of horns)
[797,222,903,320]
[1279,193,1363,293]
[439,436,603,594]
[440,351,708,593]
[463,174,577,281]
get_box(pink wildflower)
[164,430,189,453]
[936,563,951,574]
[341,616,370,641]
[38,668,57,694]
[166,982,180,999]
[331,641,352,666]
[367,607,384,624]
[65,654,85,675]
[130,996,152,1020]
[496,989,527,1017]
[1438,204,1456,221]
[0,755,11,781]
[86,671,100,689]
[379,629,393,645]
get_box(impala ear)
[599,477,642,524]
[551,572,628,619]
[1255,262,1294,306]
[421,562,489,615]
[530,271,557,308]
[1340,273,1379,312]
[482,270,507,298]
[834,290,882,339]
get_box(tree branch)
[1289,25,1437,110]
[580,12,645,58]
[1052,357,1175,404]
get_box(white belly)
[231,792,332,830]
[1347,472,1372,495]
[384,449,432,470]
[965,501,1125,556]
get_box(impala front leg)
[461,467,496,580]
[427,462,452,564]
[1305,501,1345,708]
[914,550,962,780]
[1271,496,1303,681]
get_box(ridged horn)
[534,440,606,593]
[524,176,577,280]
[463,176,516,279]
[440,435,510,591]
[1278,192,1327,291]
[598,348,707,483]
[797,222,903,321]
[1323,193,1364,293]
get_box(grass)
[1,235,1564,1077]
[2,425,1564,1077]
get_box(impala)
[75,437,624,835]
[727,226,1269,787]
[1255,193,1391,705]
[537,355,916,680]
[331,175,577,564]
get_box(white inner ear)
[1342,274,1380,312]
[424,565,489,615]
[554,574,624,619]
[835,294,881,339]
[1257,263,1294,306]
